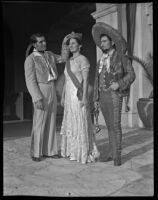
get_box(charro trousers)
[30,81,58,158]
[99,90,123,159]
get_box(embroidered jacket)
[93,50,136,102]
[24,51,58,103]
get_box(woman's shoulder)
[78,55,89,64]
[79,54,88,60]
[78,55,90,70]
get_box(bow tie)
[38,51,45,54]
[101,53,109,61]
[102,54,109,59]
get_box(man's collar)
[33,48,47,57]
[108,48,115,56]
[102,48,115,58]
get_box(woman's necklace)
[71,54,81,60]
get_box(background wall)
[2,2,96,120]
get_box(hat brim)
[92,22,127,54]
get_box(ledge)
[91,4,118,20]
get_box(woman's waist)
[38,81,55,88]
[66,77,82,86]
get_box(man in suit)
[92,22,136,166]
[24,33,61,161]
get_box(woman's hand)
[34,99,44,110]
[61,97,65,107]
[94,101,99,110]
[61,35,70,61]
[80,97,88,108]
[63,34,71,44]
[110,82,119,91]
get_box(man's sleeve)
[53,53,64,63]
[117,56,136,91]
[49,52,58,79]
[24,56,43,103]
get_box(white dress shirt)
[99,49,115,74]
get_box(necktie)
[43,54,56,80]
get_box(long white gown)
[60,55,100,164]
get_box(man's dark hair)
[30,33,45,44]
[100,33,112,42]
[25,33,45,58]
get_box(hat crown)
[92,22,127,55]
[69,32,82,41]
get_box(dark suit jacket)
[93,50,136,102]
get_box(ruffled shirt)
[99,49,115,74]
[33,49,57,81]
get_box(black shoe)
[104,157,113,162]
[43,154,60,159]
[51,154,61,159]
[114,158,121,166]
[32,157,41,162]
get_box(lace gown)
[60,55,100,164]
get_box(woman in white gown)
[60,32,100,164]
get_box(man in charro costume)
[92,22,136,166]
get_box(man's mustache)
[102,49,109,54]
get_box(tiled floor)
[3,121,154,196]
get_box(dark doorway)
[2,2,96,122]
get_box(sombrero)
[92,22,127,55]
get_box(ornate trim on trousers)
[99,90,123,159]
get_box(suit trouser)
[30,81,58,158]
[99,90,123,159]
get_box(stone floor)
[3,121,154,196]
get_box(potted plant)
[131,53,153,129]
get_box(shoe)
[51,154,61,159]
[114,157,121,166]
[32,157,41,162]
[70,157,76,161]
[43,154,60,159]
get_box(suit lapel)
[33,51,48,72]
[46,52,58,78]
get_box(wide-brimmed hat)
[92,22,127,54]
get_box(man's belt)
[99,85,111,92]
